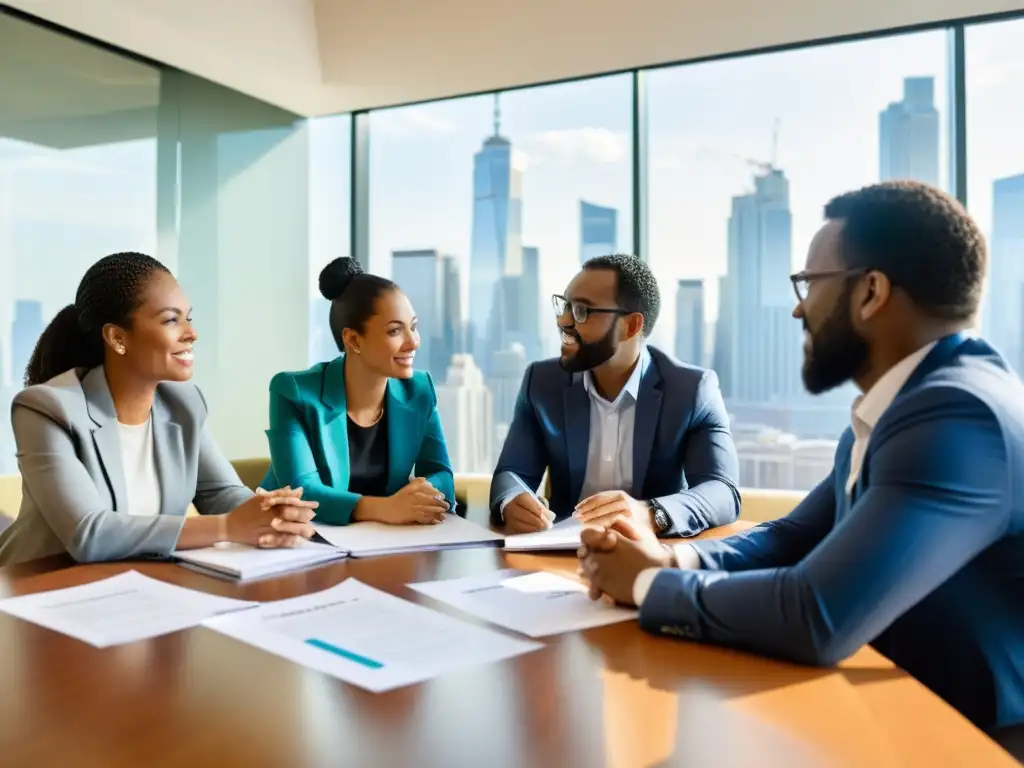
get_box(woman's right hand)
[361,478,449,525]
[225,486,319,547]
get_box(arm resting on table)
[639,388,1010,666]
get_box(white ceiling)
[5,0,1024,117]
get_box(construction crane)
[695,118,780,176]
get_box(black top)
[347,409,389,498]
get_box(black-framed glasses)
[551,294,630,324]
[789,268,869,302]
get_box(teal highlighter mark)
[305,638,384,669]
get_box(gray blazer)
[0,367,253,565]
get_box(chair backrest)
[231,457,271,492]
[0,474,22,521]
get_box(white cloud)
[523,127,627,167]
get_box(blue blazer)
[641,334,1024,731]
[261,356,456,525]
[489,345,741,535]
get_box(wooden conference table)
[0,517,1015,768]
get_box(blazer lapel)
[632,362,662,497]
[151,393,185,517]
[385,379,416,494]
[81,367,128,513]
[320,357,350,489]
[564,377,590,506]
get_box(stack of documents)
[0,571,256,647]
[173,540,347,581]
[204,578,541,691]
[503,518,584,552]
[410,568,637,637]
[314,514,503,558]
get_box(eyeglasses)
[789,268,869,302]
[551,294,630,324]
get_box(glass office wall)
[646,31,951,490]
[0,11,350,468]
[368,75,632,472]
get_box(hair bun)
[319,257,364,301]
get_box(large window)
[646,31,951,490]
[369,75,632,473]
[966,18,1024,377]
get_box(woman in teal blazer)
[261,258,455,526]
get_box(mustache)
[559,326,581,342]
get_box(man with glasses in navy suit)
[580,183,1024,746]
[489,253,741,538]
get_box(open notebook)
[314,514,503,558]
[502,518,583,552]
[173,540,347,581]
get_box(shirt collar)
[852,341,937,432]
[583,345,650,407]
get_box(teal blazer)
[261,356,456,525]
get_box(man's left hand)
[578,518,673,607]
[574,490,654,530]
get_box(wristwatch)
[648,500,671,534]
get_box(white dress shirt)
[118,418,162,517]
[630,342,937,607]
[500,347,650,516]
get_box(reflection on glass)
[647,31,950,491]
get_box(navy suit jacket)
[641,334,1024,730]
[489,346,741,535]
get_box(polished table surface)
[0,520,1015,768]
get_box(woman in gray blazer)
[0,252,318,566]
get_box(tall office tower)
[468,94,524,374]
[436,355,494,473]
[488,342,527,436]
[715,168,800,403]
[10,299,43,387]
[308,296,337,364]
[391,249,462,381]
[579,200,618,263]
[440,254,464,373]
[879,76,939,188]
[674,279,705,366]
[986,174,1024,373]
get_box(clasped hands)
[226,486,319,548]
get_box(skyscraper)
[435,355,494,473]
[715,168,800,402]
[488,342,527,431]
[468,94,524,371]
[391,249,462,382]
[879,76,939,187]
[674,279,704,366]
[308,297,336,364]
[579,200,618,263]
[10,299,43,387]
[987,173,1024,373]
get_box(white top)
[631,341,938,608]
[118,418,162,517]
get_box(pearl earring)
[117,346,125,355]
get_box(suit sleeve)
[489,364,548,524]
[414,373,456,509]
[192,387,254,516]
[12,396,184,562]
[653,371,742,536]
[265,374,361,525]
[688,470,837,571]
[639,387,1010,666]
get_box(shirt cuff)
[633,567,663,606]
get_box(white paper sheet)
[173,540,346,581]
[0,570,257,647]
[410,568,637,637]
[502,518,584,552]
[314,514,503,557]
[203,578,541,692]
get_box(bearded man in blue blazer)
[580,182,1024,746]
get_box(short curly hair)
[583,253,661,337]
[824,181,987,322]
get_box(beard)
[801,288,870,395]
[559,322,618,374]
